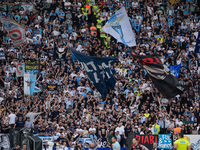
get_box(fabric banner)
[99,138,108,147]
[47,84,57,94]
[135,135,158,150]
[34,86,41,93]
[53,47,67,60]
[195,29,200,54]
[168,63,181,78]
[0,17,25,46]
[131,52,184,99]
[21,4,33,12]
[25,60,40,73]
[0,51,6,61]
[173,135,200,150]
[102,7,136,47]
[0,134,10,150]
[34,134,54,144]
[70,47,117,98]
[16,63,25,77]
[158,134,172,149]
[24,73,37,95]
[78,138,93,146]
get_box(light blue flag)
[168,63,181,78]
[158,134,172,149]
[34,86,41,93]
[29,73,37,96]
[102,7,136,47]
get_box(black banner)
[53,47,67,60]
[25,60,40,73]
[0,51,6,61]
[135,134,158,149]
[47,84,57,94]
[131,52,184,99]
[99,138,108,147]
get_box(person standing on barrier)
[174,132,191,150]
[112,136,120,150]
[8,110,17,129]
[131,138,144,150]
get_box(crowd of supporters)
[0,0,200,149]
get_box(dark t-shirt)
[100,127,107,137]
[15,120,25,128]
[125,127,132,137]
[38,128,46,134]
[46,128,53,134]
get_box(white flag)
[24,73,37,95]
[0,18,25,46]
[102,7,136,47]
[22,5,33,12]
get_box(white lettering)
[105,71,111,79]
[87,61,97,71]
[93,72,100,83]
[81,62,93,72]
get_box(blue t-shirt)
[46,128,53,134]
[116,135,121,142]
[113,142,120,150]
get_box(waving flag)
[24,73,37,96]
[21,4,33,12]
[0,17,25,46]
[34,86,41,93]
[102,7,136,47]
[168,64,181,78]
[195,29,200,54]
[131,52,184,99]
[70,47,117,98]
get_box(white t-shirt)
[76,128,83,133]
[8,113,16,124]
[165,119,170,128]
[132,2,138,8]
[115,126,125,135]
[64,2,71,9]
[10,67,16,74]
[176,120,183,126]
[53,30,60,36]
[89,128,96,133]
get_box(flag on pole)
[0,17,25,46]
[24,73,37,96]
[195,29,200,54]
[102,7,136,47]
[70,47,117,98]
[131,52,184,99]
[168,64,181,78]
